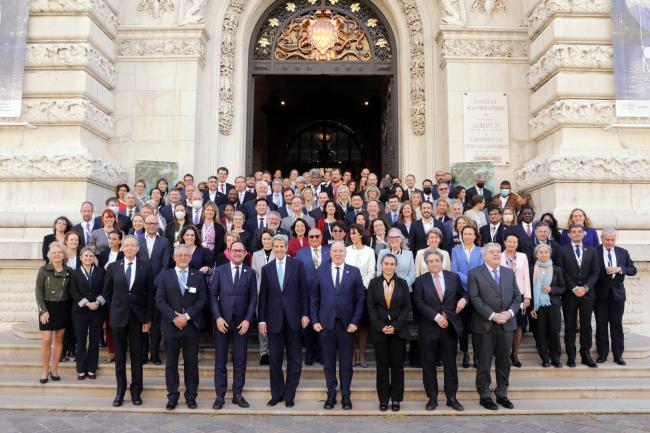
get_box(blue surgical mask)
[500,188,510,196]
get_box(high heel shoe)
[511,354,522,368]
[462,352,470,369]
[49,372,61,381]
[39,375,49,384]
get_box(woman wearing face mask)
[89,210,121,255]
[165,202,190,247]
[501,206,528,253]
[559,208,600,247]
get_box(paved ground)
[1,411,649,433]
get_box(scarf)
[532,259,553,311]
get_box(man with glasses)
[209,241,258,410]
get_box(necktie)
[194,210,200,225]
[85,223,91,244]
[179,269,187,296]
[313,249,320,268]
[259,217,264,230]
[491,225,497,241]
[492,269,500,284]
[125,262,133,290]
[607,249,613,267]
[220,184,225,193]
[335,266,341,293]
[433,273,444,302]
[234,266,240,286]
[128,209,133,219]
[575,245,581,259]
[392,213,397,224]
[526,224,532,237]
[277,261,284,290]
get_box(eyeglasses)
[230,249,246,253]
[308,235,321,239]
[145,222,158,225]
[332,229,344,233]
[388,236,401,240]
[438,187,448,191]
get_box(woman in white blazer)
[414,227,451,276]
[500,232,532,368]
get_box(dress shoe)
[166,400,177,410]
[391,401,400,412]
[379,403,388,411]
[479,397,498,410]
[285,399,295,408]
[142,355,149,365]
[567,359,576,367]
[132,396,143,405]
[212,397,225,410]
[425,399,437,411]
[232,395,250,408]
[39,377,48,384]
[446,398,464,411]
[552,361,562,368]
[113,397,124,407]
[596,356,607,363]
[151,357,162,366]
[341,396,352,410]
[67,354,76,362]
[511,354,522,368]
[87,372,97,379]
[49,372,61,381]
[542,360,550,368]
[78,373,86,380]
[581,357,598,368]
[435,359,443,368]
[496,396,514,409]
[267,396,283,406]
[304,356,313,366]
[187,400,197,409]
[614,357,627,366]
[260,354,269,365]
[324,395,336,410]
[462,352,470,369]
[317,357,324,365]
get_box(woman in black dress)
[41,216,72,261]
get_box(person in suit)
[155,244,208,410]
[517,207,536,247]
[199,201,226,257]
[203,175,227,207]
[414,228,451,276]
[243,182,278,220]
[382,195,402,227]
[311,241,366,410]
[251,211,290,252]
[268,178,286,209]
[595,228,637,365]
[94,197,132,234]
[160,189,182,225]
[409,201,449,255]
[529,243,566,367]
[258,235,309,407]
[281,196,315,234]
[468,242,522,410]
[179,225,215,275]
[464,172,492,205]
[69,247,106,380]
[367,253,412,412]
[451,224,484,368]
[344,194,367,228]
[308,169,333,198]
[277,189,295,219]
[309,191,330,221]
[209,240,258,410]
[233,176,256,206]
[121,192,140,222]
[402,174,422,202]
[296,228,330,365]
[164,202,191,248]
[557,224,601,368]
[216,166,234,197]
[413,249,467,412]
[560,208,600,247]
[244,198,271,233]
[138,215,172,364]
[97,235,154,407]
[479,206,509,250]
[98,231,124,270]
[72,201,96,249]
[395,202,416,242]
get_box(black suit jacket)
[203,189,227,207]
[98,250,124,269]
[557,244,600,300]
[155,267,208,331]
[258,257,309,333]
[72,221,96,249]
[243,199,278,221]
[465,186,493,205]
[531,265,566,308]
[102,259,154,327]
[70,265,106,313]
[409,219,450,254]
[468,265,521,333]
[309,207,325,221]
[479,223,510,249]
[403,188,422,202]
[137,236,171,277]
[595,245,637,302]
[413,270,466,339]
[209,262,258,324]
[366,275,412,341]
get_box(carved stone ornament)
[137,0,176,19]
[515,150,650,190]
[20,98,114,139]
[439,0,467,26]
[29,0,118,38]
[25,43,117,89]
[528,0,610,37]
[471,0,505,17]
[527,44,612,90]
[0,153,127,187]
[441,38,528,61]
[118,38,207,62]
[179,0,208,25]
[529,99,614,141]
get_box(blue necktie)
[85,223,91,245]
[492,269,500,284]
[234,266,240,286]
[179,269,187,296]
[277,261,284,291]
[125,262,133,290]
[575,245,581,259]
[335,266,341,293]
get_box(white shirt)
[422,218,434,233]
[208,190,218,202]
[238,191,245,203]
[345,245,376,288]
[123,258,137,290]
[522,222,533,236]
[331,263,345,287]
[218,182,227,194]
[489,223,501,241]
[499,196,508,208]
[106,250,119,269]
[256,215,267,227]
[66,256,77,270]
[230,261,243,284]
[604,247,618,278]
[463,245,475,262]
[572,243,583,265]
[145,233,158,258]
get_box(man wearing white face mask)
[190,191,204,225]
[490,180,522,213]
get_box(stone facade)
[0,0,649,327]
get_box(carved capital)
[529,99,614,140]
[29,0,118,38]
[20,98,114,139]
[527,44,612,90]
[528,0,610,38]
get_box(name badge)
[188,287,197,294]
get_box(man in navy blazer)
[155,244,207,410]
[595,228,637,365]
[258,235,310,407]
[310,241,366,410]
[409,201,450,253]
[208,240,258,410]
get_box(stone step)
[1,374,649,401]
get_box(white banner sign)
[463,92,510,165]
[0,1,29,118]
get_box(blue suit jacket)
[209,262,257,325]
[137,236,171,278]
[451,245,485,292]
[296,245,331,289]
[310,263,366,330]
[258,257,309,333]
[155,267,208,331]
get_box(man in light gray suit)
[468,242,521,411]
[280,196,315,235]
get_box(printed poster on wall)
[612,0,650,117]
[463,92,510,165]
[0,1,29,118]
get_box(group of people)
[36,166,637,412]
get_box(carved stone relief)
[439,0,466,26]
[29,0,118,37]
[528,99,614,140]
[471,0,505,17]
[118,38,207,62]
[179,0,208,25]
[137,0,176,18]
[440,38,528,61]
[20,98,114,139]
[528,0,610,37]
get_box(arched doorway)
[246,0,398,177]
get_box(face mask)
[476,182,485,188]
[503,214,514,224]
[192,200,203,210]
[500,188,510,196]
[423,187,432,195]
[109,206,119,215]
[175,211,186,220]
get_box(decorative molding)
[439,0,467,26]
[137,0,176,19]
[29,0,118,38]
[117,37,207,63]
[471,0,506,17]
[529,99,614,140]
[514,150,650,190]
[25,43,116,89]
[20,98,114,139]
[527,43,612,90]
[528,0,610,38]
[179,0,208,25]
[440,37,528,62]
[0,153,127,187]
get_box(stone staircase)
[0,323,649,415]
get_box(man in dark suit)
[160,189,182,225]
[409,201,449,254]
[557,224,601,368]
[73,201,96,248]
[267,179,285,209]
[243,182,278,220]
[517,207,536,245]
[278,189,295,219]
[309,191,330,221]
[258,235,309,407]
[464,172,492,205]
[413,249,467,412]
[233,176,256,206]
[138,215,172,365]
[308,169,333,198]
[216,166,234,196]
[218,188,245,215]
[595,228,637,365]
[344,194,367,227]
[204,175,227,206]
[155,244,207,410]
[97,235,154,407]
[296,228,330,365]
[208,241,258,410]
[310,241,366,410]
[382,195,402,227]
[244,198,270,232]
[402,174,422,201]
[468,242,521,410]
[94,197,132,234]
[479,206,509,249]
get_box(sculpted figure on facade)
[439,0,467,26]
[138,0,176,19]
[179,0,208,25]
[471,0,505,17]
